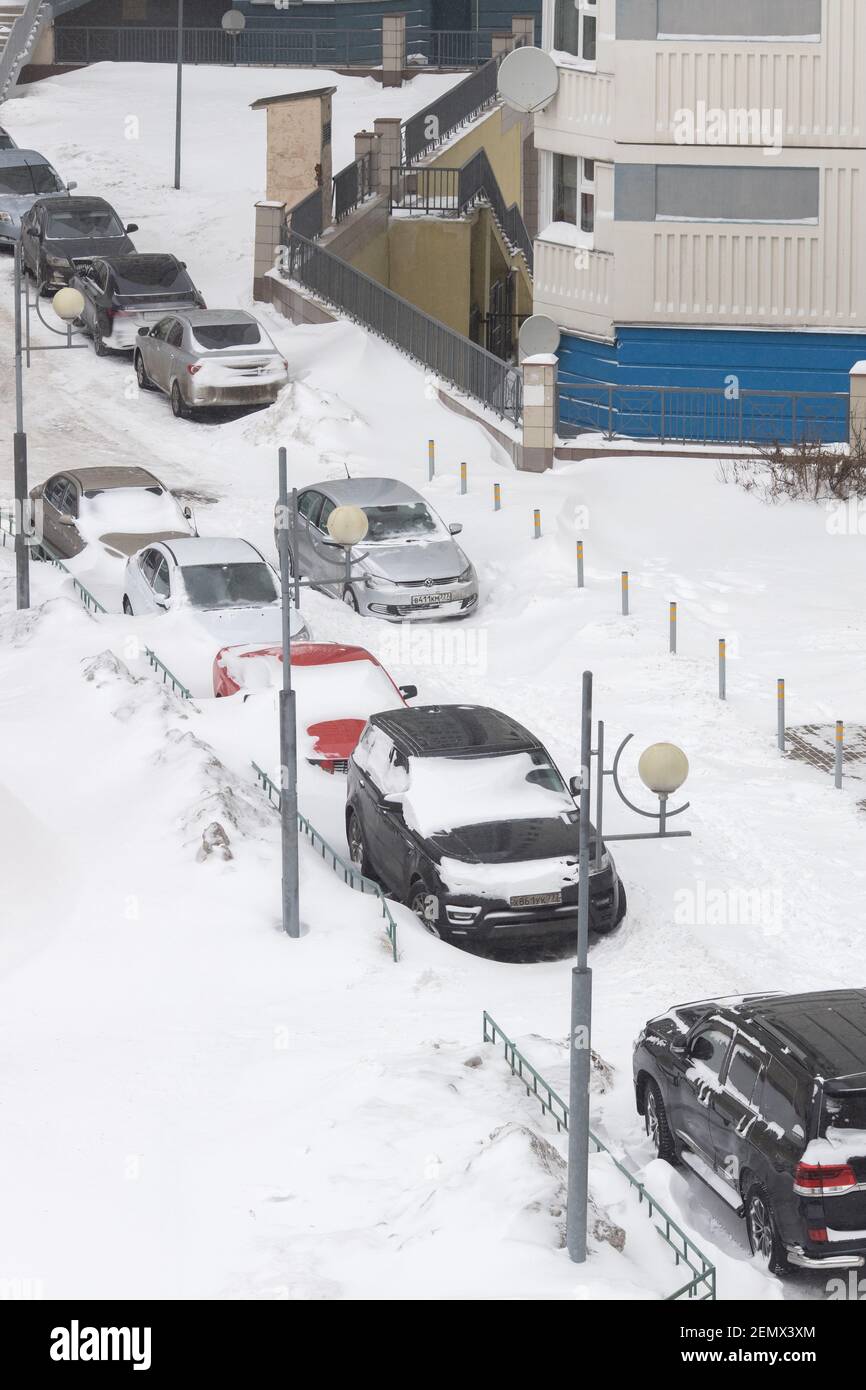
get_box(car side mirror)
[569,774,582,797]
[399,684,418,700]
[66,180,77,192]
[448,522,463,535]
[137,326,149,337]
[126,223,139,234]
[183,505,193,520]
[689,1036,714,1063]
[57,512,75,526]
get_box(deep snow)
[1,63,865,1301]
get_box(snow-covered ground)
[1,64,865,1301]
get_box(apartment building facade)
[532,0,866,417]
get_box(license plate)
[411,591,451,607]
[510,891,562,908]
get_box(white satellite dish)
[221,8,246,31]
[519,315,561,359]
[497,46,559,115]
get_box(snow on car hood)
[77,488,192,551]
[362,539,467,583]
[401,752,576,840]
[190,604,305,644]
[45,233,135,261]
[438,854,579,900]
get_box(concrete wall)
[388,216,473,335]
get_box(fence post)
[835,720,844,788]
[576,539,584,588]
[428,438,435,481]
[669,601,677,654]
[460,461,467,494]
[777,679,786,753]
[621,571,629,616]
[381,13,406,87]
[533,508,541,538]
[493,482,501,511]
[718,639,726,701]
[519,353,556,472]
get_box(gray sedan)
[278,478,478,620]
[134,309,288,417]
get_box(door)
[150,556,171,608]
[165,318,185,390]
[145,317,175,389]
[41,475,77,557]
[307,494,342,595]
[673,1021,735,1164]
[19,207,38,274]
[295,490,324,575]
[707,1035,766,1194]
[131,547,162,611]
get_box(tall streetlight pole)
[277,446,301,939]
[174,0,184,190]
[565,671,691,1262]
[13,241,29,611]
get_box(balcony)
[532,230,614,338]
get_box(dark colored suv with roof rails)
[634,988,866,1273]
[346,704,626,945]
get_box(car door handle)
[358,778,366,789]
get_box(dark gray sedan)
[19,196,138,291]
[278,478,479,620]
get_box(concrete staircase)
[0,0,50,105]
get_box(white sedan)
[122,536,309,642]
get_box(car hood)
[428,815,582,865]
[45,233,136,262]
[190,604,306,641]
[362,539,467,583]
[99,529,190,558]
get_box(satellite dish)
[519,315,561,359]
[221,8,246,31]
[497,46,559,114]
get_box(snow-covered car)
[634,988,866,1275]
[278,478,478,620]
[213,641,417,772]
[69,253,205,356]
[19,196,138,291]
[122,536,309,642]
[30,465,194,561]
[134,309,288,418]
[346,704,626,943]
[0,149,72,248]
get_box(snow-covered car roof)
[158,536,266,567]
[176,309,259,328]
[311,477,426,508]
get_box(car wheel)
[745,1185,788,1274]
[342,585,360,613]
[135,352,153,391]
[170,381,188,419]
[408,879,443,938]
[643,1080,677,1164]
[122,595,134,615]
[346,811,371,878]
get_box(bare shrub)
[718,431,866,503]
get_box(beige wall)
[388,219,473,336]
[266,97,329,212]
[429,106,525,211]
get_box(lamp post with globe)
[275,448,369,938]
[12,245,86,610]
[565,671,691,1263]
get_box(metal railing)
[251,762,399,960]
[558,379,850,447]
[391,149,533,271]
[482,1012,717,1301]
[403,56,500,164]
[334,152,374,224]
[290,188,324,241]
[280,229,522,424]
[145,646,191,700]
[0,0,49,102]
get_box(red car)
[212,641,417,772]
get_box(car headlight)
[458,564,474,584]
[364,573,389,589]
[0,213,13,223]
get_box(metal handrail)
[0,0,49,102]
[333,152,374,224]
[144,646,191,700]
[280,229,522,424]
[251,761,399,961]
[482,1011,717,1300]
[391,150,533,271]
[403,56,500,164]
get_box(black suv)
[634,988,866,1273]
[346,704,626,944]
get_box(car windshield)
[46,207,125,239]
[401,750,575,839]
[191,322,262,350]
[363,503,439,542]
[113,258,193,293]
[820,1091,866,1135]
[0,163,62,195]
[180,562,277,609]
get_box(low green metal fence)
[144,646,191,700]
[251,761,399,962]
[482,1012,716,1301]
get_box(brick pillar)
[491,34,516,61]
[849,363,866,447]
[382,14,406,88]
[354,130,379,194]
[512,15,535,48]
[373,117,403,196]
[253,200,286,300]
[518,353,557,473]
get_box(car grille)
[390,577,463,588]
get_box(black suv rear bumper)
[788,1245,865,1269]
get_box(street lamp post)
[10,248,86,610]
[565,671,691,1263]
[274,449,369,937]
[174,0,184,190]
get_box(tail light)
[186,364,202,376]
[108,309,132,318]
[794,1161,858,1196]
[807,1227,829,1243]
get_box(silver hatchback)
[278,478,478,620]
[134,309,288,417]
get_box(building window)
[554,0,597,61]
[553,153,595,233]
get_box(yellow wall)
[387,218,473,336]
[428,106,523,211]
